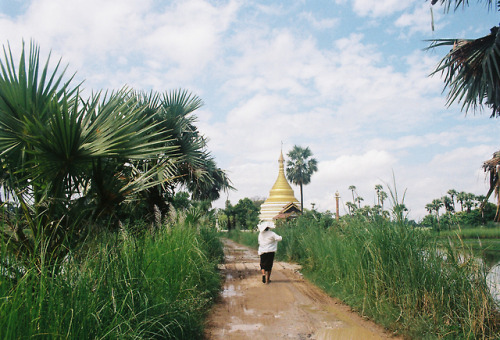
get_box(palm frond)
[430,0,496,12]
[427,26,500,117]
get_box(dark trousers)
[260,252,275,271]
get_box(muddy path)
[204,239,402,340]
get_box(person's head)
[258,221,274,232]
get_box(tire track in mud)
[204,239,402,340]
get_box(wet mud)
[204,239,402,340]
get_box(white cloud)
[346,0,416,18]
[143,0,238,73]
[0,0,240,89]
[395,3,444,36]
[1,0,497,223]
[400,144,494,219]
[223,29,323,97]
[299,11,339,30]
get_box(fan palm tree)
[185,156,233,201]
[135,89,233,215]
[456,191,467,211]
[447,189,458,211]
[462,193,477,213]
[428,0,500,117]
[346,201,357,215]
[354,196,364,209]
[0,42,174,268]
[441,195,454,213]
[481,150,500,221]
[428,199,444,220]
[379,190,388,210]
[348,185,357,204]
[429,1,499,223]
[425,203,434,214]
[375,184,383,205]
[286,145,318,212]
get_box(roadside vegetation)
[0,221,223,339]
[0,42,230,339]
[227,182,500,339]
[228,213,500,339]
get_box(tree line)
[422,189,497,230]
[221,183,498,231]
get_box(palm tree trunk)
[495,191,500,222]
[300,182,303,212]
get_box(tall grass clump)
[273,215,500,339]
[226,199,499,338]
[0,222,223,339]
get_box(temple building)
[259,150,301,224]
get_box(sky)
[0,0,499,220]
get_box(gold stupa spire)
[259,148,300,222]
[266,150,298,203]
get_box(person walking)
[257,222,282,284]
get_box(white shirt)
[258,230,282,255]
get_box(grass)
[228,218,500,339]
[437,227,500,240]
[0,223,223,339]
[226,229,258,249]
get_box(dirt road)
[204,239,402,340]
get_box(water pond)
[484,251,500,305]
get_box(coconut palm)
[286,145,318,212]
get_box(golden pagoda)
[259,150,301,223]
